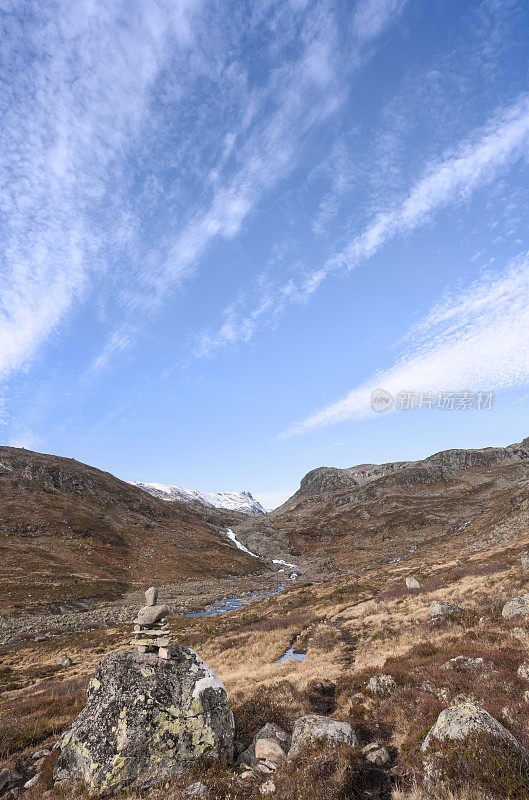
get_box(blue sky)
[1,0,529,509]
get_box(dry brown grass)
[5,533,529,797]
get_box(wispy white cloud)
[281,251,529,436]
[0,1,199,381]
[353,0,409,42]
[90,0,410,368]
[199,92,529,355]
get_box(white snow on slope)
[226,528,259,556]
[130,481,266,514]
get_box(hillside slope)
[0,447,259,614]
[235,437,529,570]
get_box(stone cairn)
[130,586,172,659]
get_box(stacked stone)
[130,587,172,658]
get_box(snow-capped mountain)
[130,482,266,514]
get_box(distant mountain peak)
[130,481,266,514]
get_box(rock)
[53,648,234,794]
[0,769,22,793]
[259,779,276,795]
[255,722,290,748]
[32,749,51,760]
[363,742,391,766]
[253,723,289,764]
[523,690,529,703]
[255,762,275,774]
[135,604,170,626]
[23,775,39,790]
[254,738,286,762]
[521,553,529,569]
[502,594,529,619]
[442,656,484,671]
[145,586,158,607]
[430,601,460,618]
[240,770,257,780]
[406,576,420,589]
[185,781,207,797]
[421,702,523,753]
[58,655,73,667]
[367,675,396,695]
[288,715,358,757]
[517,663,529,681]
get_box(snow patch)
[225,528,260,558]
[130,481,265,514]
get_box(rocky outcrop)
[288,715,358,757]
[298,462,410,497]
[54,648,234,795]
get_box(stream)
[184,529,300,618]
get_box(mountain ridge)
[130,482,265,514]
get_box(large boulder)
[54,648,234,795]
[502,594,529,619]
[421,702,522,752]
[288,715,358,757]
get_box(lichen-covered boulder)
[53,648,234,795]
[430,601,460,618]
[421,702,522,752]
[288,715,358,757]
[502,594,529,619]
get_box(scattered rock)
[23,774,39,790]
[288,714,358,757]
[421,701,523,752]
[32,749,51,760]
[362,742,391,766]
[406,576,420,589]
[367,675,396,695]
[255,723,290,750]
[429,601,460,618]
[58,655,73,667]
[185,781,208,798]
[0,769,22,793]
[521,553,529,569]
[53,648,234,794]
[441,656,484,671]
[255,761,275,774]
[502,594,529,619]
[259,779,276,795]
[517,663,529,681]
[254,738,286,763]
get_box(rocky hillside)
[234,436,529,570]
[0,447,260,615]
[130,482,265,514]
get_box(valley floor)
[3,532,529,798]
